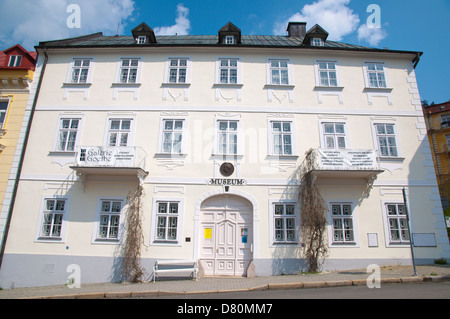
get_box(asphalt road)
[142,281,450,299]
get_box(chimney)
[286,22,306,38]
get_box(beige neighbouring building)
[0,22,448,288]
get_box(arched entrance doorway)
[199,194,253,276]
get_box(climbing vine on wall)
[298,149,329,273]
[121,185,146,283]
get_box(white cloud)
[273,0,360,41]
[357,24,387,47]
[0,0,135,50]
[154,4,191,36]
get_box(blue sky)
[1,0,449,104]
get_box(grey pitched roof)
[36,30,422,62]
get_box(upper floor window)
[218,58,238,84]
[269,59,290,85]
[57,118,80,151]
[375,123,398,157]
[107,118,131,147]
[270,121,293,156]
[317,61,338,87]
[70,58,92,84]
[217,120,240,155]
[441,114,450,128]
[119,58,139,84]
[161,119,184,154]
[8,55,22,67]
[167,58,188,84]
[365,62,387,88]
[322,122,346,149]
[0,100,10,129]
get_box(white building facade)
[0,22,449,287]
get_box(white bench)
[153,260,198,282]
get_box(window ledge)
[267,154,299,160]
[0,129,7,137]
[211,154,244,159]
[161,82,191,87]
[213,83,243,88]
[363,87,393,92]
[314,86,344,91]
[48,151,76,156]
[62,82,92,88]
[264,84,295,89]
[378,156,405,162]
[111,83,141,87]
[154,153,187,159]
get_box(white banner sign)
[76,146,135,167]
[318,149,377,170]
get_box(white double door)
[200,195,252,276]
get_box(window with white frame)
[311,38,324,46]
[96,200,123,241]
[168,58,188,83]
[57,118,80,151]
[269,59,290,85]
[107,119,131,147]
[155,201,179,242]
[375,123,398,157]
[317,61,337,87]
[0,100,10,129]
[119,58,139,84]
[224,35,235,44]
[8,55,22,67]
[365,62,387,88]
[70,58,92,84]
[330,203,355,244]
[270,121,293,155]
[385,203,410,244]
[161,119,184,154]
[273,203,297,243]
[137,36,147,44]
[322,122,346,149]
[218,58,238,84]
[38,198,67,240]
[217,120,239,155]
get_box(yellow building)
[0,45,37,250]
[423,101,450,235]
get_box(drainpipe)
[0,48,48,270]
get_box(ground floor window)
[155,201,180,242]
[95,199,124,242]
[330,203,355,244]
[385,203,410,244]
[39,198,67,240]
[272,202,297,244]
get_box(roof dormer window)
[8,55,22,67]
[311,38,324,46]
[131,22,157,44]
[137,36,147,44]
[224,35,235,45]
[218,22,241,45]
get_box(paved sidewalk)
[1,264,449,299]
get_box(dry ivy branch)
[121,185,145,283]
[299,149,329,273]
